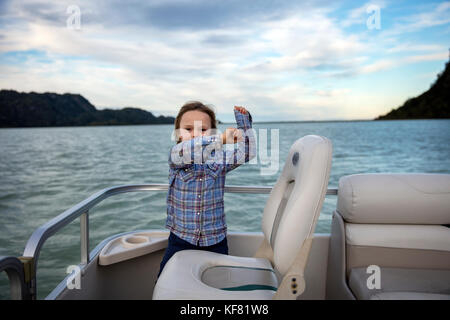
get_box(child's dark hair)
[174,101,218,143]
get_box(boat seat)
[369,292,450,300]
[349,267,450,300]
[153,250,278,299]
[326,173,450,300]
[153,135,332,300]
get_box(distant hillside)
[376,57,450,120]
[0,90,176,127]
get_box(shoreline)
[0,118,449,129]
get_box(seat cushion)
[348,267,450,300]
[370,292,450,300]
[153,250,278,300]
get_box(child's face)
[178,110,212,142]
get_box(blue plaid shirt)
[166,108,256,246]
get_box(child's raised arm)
[168,107,256,170]
[221,106,256,173]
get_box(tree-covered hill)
[0,90,175,127]
[376,57,450,120]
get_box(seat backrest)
[338,173,450,225]
[260,135,332,276]
[338,173,450,273]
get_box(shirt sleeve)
[223,108,256,173]
[168,134,223,169]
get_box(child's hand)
[221,127,243,144]
[221,106,248,144]
[234,106,248,114]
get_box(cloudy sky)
[0,0,449,121]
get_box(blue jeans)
[157,232,228,277]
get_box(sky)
[0,0,449,122]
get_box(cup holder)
[121,235,149,248]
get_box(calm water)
[1,119,449,299]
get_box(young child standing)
[158,101,256,277]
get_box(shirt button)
[199,178,202,181]
[198,195,201,198]
[197,212,200,215]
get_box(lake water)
[1,119,449,299]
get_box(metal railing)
[15,183,337,299]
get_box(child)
[158,101,256,277]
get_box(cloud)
[383,1,450,36]
[342,52,448,76]
[386,43,447,53]
[405,52,449,63]
[240,12,367,76]
[0,0,449,121]
[359,59,396,74]
[2,0,322,31]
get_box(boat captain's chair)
[326,173,450,300]
[153,135,332,300]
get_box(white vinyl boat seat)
[349,267,450,300]
[326,173,450,300]
[153,135,333,300]
[153,250,278,299]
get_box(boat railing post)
[0,256,32,300]
[80,211,89,266]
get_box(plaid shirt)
[166,108,256,246]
